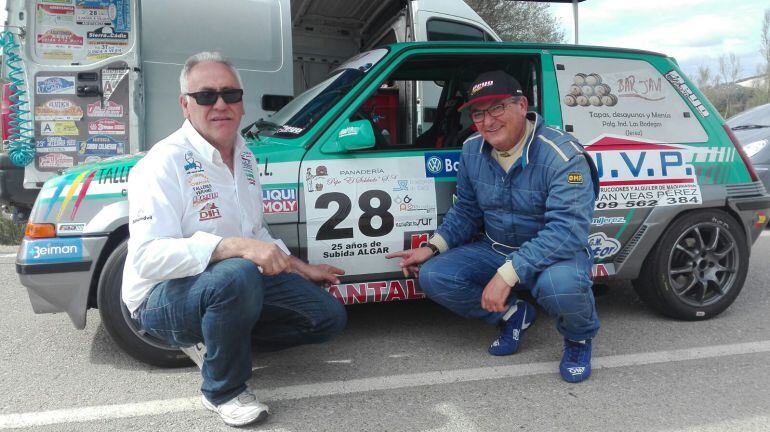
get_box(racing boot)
[488,299,536,356]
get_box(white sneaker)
[180,343,206,369]
[201,389,269,426]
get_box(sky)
[551,0,769,81]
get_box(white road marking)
[0,253,17,258]
[388,354,411,358]
[324,359,353,364]
[3,340,770,429]
[428,404,480,432]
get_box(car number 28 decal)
[304,157,438,276]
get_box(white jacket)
[122,120,288,315]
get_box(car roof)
[385,41,669,59]
[727,103,770,127]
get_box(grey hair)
[179,51,244,94]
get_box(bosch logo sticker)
[423,152,460,178]
[588,232,621,261]
[24,238,83,263]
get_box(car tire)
[632,209,748,320]
[96,240,191,367]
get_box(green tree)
[464,0,565,43]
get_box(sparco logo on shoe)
[568,367,586,375]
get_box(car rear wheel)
[633,209,748,320]
[96,240,191,367]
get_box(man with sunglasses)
[122,52,346,427]
[387,70,600,383]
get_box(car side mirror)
[323,119,376,153]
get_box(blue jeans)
[419,239,599,341]
[136,258,347,405]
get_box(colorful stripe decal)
[56,170,91,221]
[44,177,71,220]
[70,170,97,220]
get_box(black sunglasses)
[185,88,244,105]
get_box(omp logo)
[426,156,443,174]
[588,232,621,260]
[568,172,583,184]
[585,135,698,185]
[25,239,82,263]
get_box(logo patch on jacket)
[568,172,583,184]
[199,202,222,221]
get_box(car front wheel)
[633,209,748,320]
[96,239,191,367]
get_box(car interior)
[352,53,542,151]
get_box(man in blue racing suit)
[387,70,600,383]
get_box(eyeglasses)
[470,100,517,123]
[185,89,244,105]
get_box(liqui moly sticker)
[36,76,76,95]
[88,119,126,135]
[35,99,84,121]
[87,100,123,117]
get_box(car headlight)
[744,139,769,158]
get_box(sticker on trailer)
[87,100,123,117]
[38,153,74,169]
[36,4,74,26]
[41,121,79,136]
[585,135,704,209]
[304,157,438,276]
[36,136,79,153]
[86,42,126,60]
[88,119,126,135]
[75,5,112,26]
[35,99,84,121]
[554,56,708,144]
[36,76,76,95]
[80,135,125,156]
[102,68,129,102]
[37,28,84,49]
[86,26,129,44]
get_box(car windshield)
[256,49,388,138]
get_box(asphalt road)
[3,233,770,431]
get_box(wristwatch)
[427,242,441,256]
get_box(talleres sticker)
[585,135,703,210]
[303,157,438,276]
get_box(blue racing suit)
[419,113,601,340]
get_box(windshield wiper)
[241,118,281,139]
[732,124,770,130]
